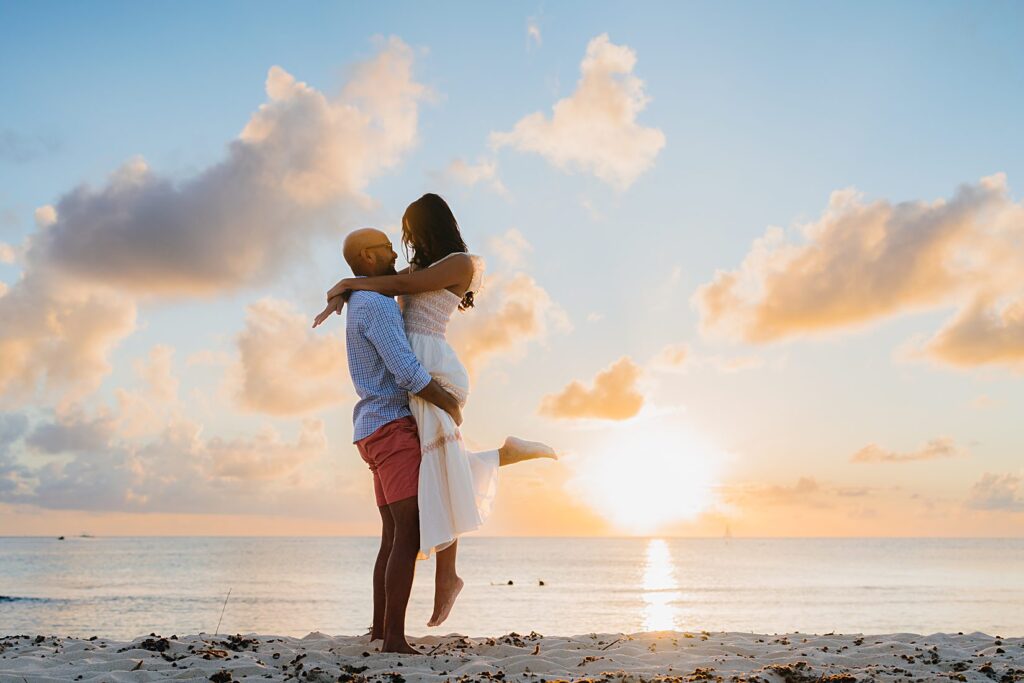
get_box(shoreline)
[2,630,1021,682]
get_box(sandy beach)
[2,629,1021,682]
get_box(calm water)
[1,537,1022,639]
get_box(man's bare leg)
[382,496,420,655]
[498,436,557,466]
[428,540,464,627]
[370,504,395,642]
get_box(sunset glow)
[567,421,723,534]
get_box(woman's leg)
[429,540,464,627]
[497,436,558,466]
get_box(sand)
[1,630,1021,682]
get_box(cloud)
[206,419,326,481]
[0,38,425,406]
[26,407,116,454]
[446,158,508,196]
[487,228,533,268]
[231,298,350,415]
[1,414,331,514]
[539,356,644,420]
[720,476,832,509]
[966,472,1024,512]
[694,175,1024,363]
[449,272,570,375]
[526,18,542,49]
[491,34,665,189]
[851,437,964,463]
[34,205,57,228]
[133,345,179,403]
[0,242,15,264]
[32,40,426,296]
[650,343,689,370]
[924,294,1024,369]
[0,414,28,449]
[0,270,137,406]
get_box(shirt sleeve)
[357,294,432,394]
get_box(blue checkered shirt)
[346,291,432,442]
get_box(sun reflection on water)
[642,538,682,631]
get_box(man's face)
[364,239,398,276]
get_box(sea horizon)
[4,536,1022,641]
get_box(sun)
[566,419,723,534]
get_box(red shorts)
[356,416,421,507]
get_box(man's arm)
[358,295,463,424]
[417,379,462,426]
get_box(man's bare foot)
[500,436,557,466]
[427,576,464,627]
[381,640,419,655]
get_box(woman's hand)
[326,278,353,301]
[312,295,346,329]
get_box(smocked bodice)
[398,253,484,340]
[399,289,461,338]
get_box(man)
[316,228,462,655]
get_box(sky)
[1,1,1023,537]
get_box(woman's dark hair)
[402,193,475,310]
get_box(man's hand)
[415,379,463,426]
[446,402,463,427]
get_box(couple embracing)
[312,193,556,654]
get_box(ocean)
[2,536,1022,639]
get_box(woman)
[316,193,556,628]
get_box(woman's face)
[401,217,422,261]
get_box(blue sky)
[1,1,1023,535]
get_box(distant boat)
[723,524,732,539]
[79,533,95,538]
[57,536,65,541]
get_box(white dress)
[398,253,499,559]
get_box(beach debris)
[208,670,233,683]
[194,647,230,659]
[539,580,545,586]
[214,588,232,636]
[218,633,258,652]
[138,637,171,652]
[508,580,514,585]
[685,667,717,681]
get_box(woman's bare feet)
[381,639,420,655]
[499,436,557,466]
[427,575,464,627]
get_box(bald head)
[343,228,398,276]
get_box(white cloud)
[491,34,665,189]
[526,18,542,49]
[446,157,508,196]
[231,298,350,415]
[851,437,964,463]
[487,228,533,267]
[449,271,570,375]
[966,472,1024,512]
[540,357,644,420]
[0,38,426,406]
[695,174,1024,369]
[34,204,56,228]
